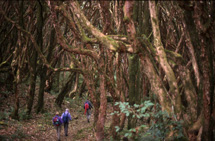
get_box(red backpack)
[53,116,60,126]
[84,103,89,114]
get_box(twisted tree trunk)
[149,1,182,117]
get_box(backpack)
[63,113,69,123]
[53,116,60,126]
[84,103,89,114]
[85,103,89,110]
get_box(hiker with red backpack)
[61,108,72,136]
[52,112,63,141]
[84,99,93,123]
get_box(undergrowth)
[111,101,186,140]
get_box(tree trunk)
[110,52,124,140]
[141,1,151,100]
[128,54,140,129]
[44,27,55,93]
[182,10,200,89]
[140,54,172,113]
[11,1,24,119]
[78,80,86,98]
[11,32,21,120]
[149,1,182,117]
[123,1,141,129]
[26,47,37,115]
[176,64,197,122]
[11,69,20,120]
[95,2,112,140]
[55,72,76,107]
[52,55,61,93]
[193,2,214,140]
[95,73,107,141]
[69,73,79,98]
[36,0,44,113]
[201,38,214,141]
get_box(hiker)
[52,112,63,141]
[61,108,72,136]
[83,99,93,123]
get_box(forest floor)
[0,91,113,141]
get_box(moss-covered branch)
[68,1,133,53]
[0,8,85,74]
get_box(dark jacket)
[84,100,93,109]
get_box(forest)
[0,0,214,141]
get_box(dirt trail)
[48,110,95,141]
[0,93,98,141]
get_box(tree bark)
[128,54,140,129]
[95,73,107,141]
[11,1,24,119]
[193,2,214,140]
[149,1,182,117]
[26,46,37,115]
[55,72,76,107]
[182,9,200,88]
[36,0,44,113]
[140,54,172,113]
[123,1,141,129]
[69,1,133,53]
[78,80,86,98]
[69,73,79,98]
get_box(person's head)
[56,111,59,115]
[65,108,69,112]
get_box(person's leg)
[64,123,68,136]
[87,109,91,122]
[86,111,89,122]
[64,123,66,136]
[59,126,61,140]
[56,126,61,141]
[56,126,58,139]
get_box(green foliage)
[145,104,184,140]
[111,101,185,140]
[65,96,81,107]
[1,90,11,95]
[0,106,15,121]
[43,111,53,126]
[0,111,10,121]
[50,89,59,95]
[59,71,71,89]
[113,100,154,118]
[19,109,30,120]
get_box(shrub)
[111,101,185,140]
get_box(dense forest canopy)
[0,0,214,140]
